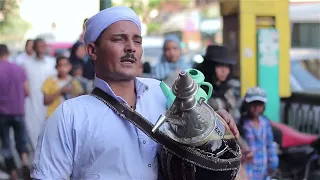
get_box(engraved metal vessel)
[153,70,241,180]
[152,70,219,147]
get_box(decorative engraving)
[91,70,241,180]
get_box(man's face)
[35,41,47,55]
[87,20,143,81]
[164,41,181,63]
[25,41,34,54]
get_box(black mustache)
[120,53,137,62]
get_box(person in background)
[78,18,89,43]
[42,56,83,118]
[0,44,31,180]
[69,41,95,81]
[137,61,144,77]
[151,34,191,87]
[238,87,279,180]
[196,45,239,119]
[22,38,57,150]
[14,39,34,66]
[138,61,152,78]
[69,41,87,67]
[82,53,95,81]
[72,18,96,81]
[143,62,151,74]
[72,64,90,94]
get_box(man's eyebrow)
[112,33,125,37]
[112,33,142,39]
[133,34,142,39]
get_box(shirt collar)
[23,52,33,57]
[93,76,149,103]
[33,54,47,61]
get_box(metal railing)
[281,91,320,135]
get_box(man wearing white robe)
[15,39,34,66]
[22,38,56,149]
[31,6,240,180]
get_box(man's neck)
[36,53,44,59]
[104,77,137,107]
[26,51,33,56]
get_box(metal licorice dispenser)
[152,70,241,180]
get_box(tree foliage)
[113,0,162,23]
[113,0,191,34]
[0,0,30,40]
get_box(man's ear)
[87,43,97,61]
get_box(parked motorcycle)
[271,121,320,180]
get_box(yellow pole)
[220,0,291,98]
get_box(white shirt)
[14,52,33,66]
[32,76,167,180]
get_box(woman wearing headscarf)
[196,45,239,118]
[151,34,191,87]
[69,41,95,80]
[69,42,87,67]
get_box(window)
[290,60,320,92]
[300,59,320,81]
[291,23,320,48]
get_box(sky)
[19,0,99,42]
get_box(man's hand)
[216,109,240,139]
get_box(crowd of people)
[0,35,96,179]
[0,6,278,180]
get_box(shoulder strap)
[90,87,240,171]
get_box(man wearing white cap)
[31,6,239,180]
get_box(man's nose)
[124,40,136,53]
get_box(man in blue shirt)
[31,6,239,180]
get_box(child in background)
[72,64,89,94]
[238,87,279,180]
[42,56,83,118]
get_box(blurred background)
[1,0,319,92]
[0,0,320,179]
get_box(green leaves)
[147,22,161,34]
[113,0,190,34]
[0,0,30,40]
